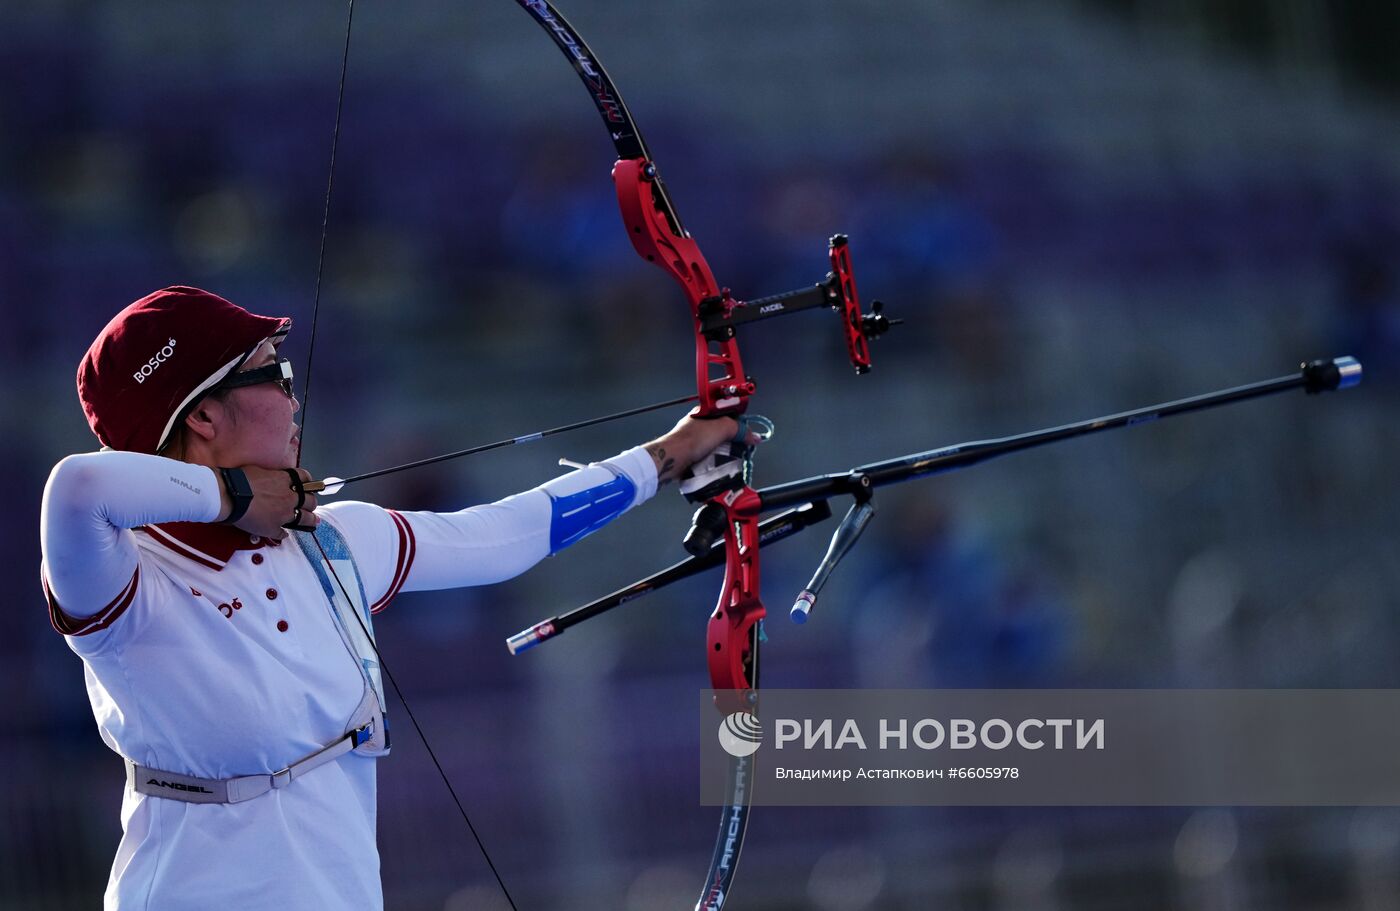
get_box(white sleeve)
[323,445,658,610]
[40,452,224,619]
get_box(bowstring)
[297,0,356,469]
[302,3,519,907]
[310,534,520,911]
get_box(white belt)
[125,721,374,804]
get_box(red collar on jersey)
[141,521,282,571]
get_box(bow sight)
[695,235,900,376]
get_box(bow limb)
[513,4,765,906]
[599,35,765,911]
[695,486,764,911]
[514,3,893,907]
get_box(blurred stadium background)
[4,1,1399,908]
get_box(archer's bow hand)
[644,411,750,486]
[216,465,320,540]
[675,414,774,503]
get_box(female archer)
[40,285,736,909]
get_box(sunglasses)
[220,358,295,398]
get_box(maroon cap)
[78,287,291,454]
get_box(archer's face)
[216,339,302,469]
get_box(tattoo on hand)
[647,444,678,484]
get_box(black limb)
[510,0,698,244]
[696,752,755,911]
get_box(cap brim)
[155,317,294,452]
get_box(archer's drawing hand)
[217,466,321,539]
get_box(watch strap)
[218,467,254,525]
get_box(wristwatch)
[218,467,254,525]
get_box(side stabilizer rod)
[506,501,833,654]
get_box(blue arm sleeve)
[547,471,637,553]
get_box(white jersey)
[40,448,657,910]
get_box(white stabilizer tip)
[791,592,816,624]
[506,621,554,655]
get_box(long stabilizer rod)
[758,357,1361,511]
[507,356,1361,651]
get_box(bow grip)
[704,486,766,710]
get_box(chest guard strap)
[125,720,378,804]
[294,520,390,756]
